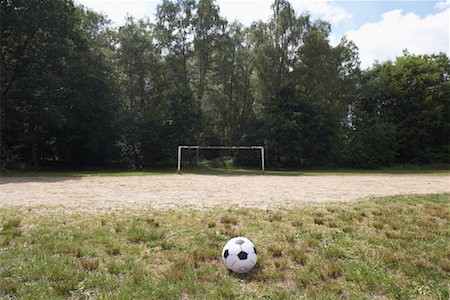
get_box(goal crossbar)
[177,145,265,173]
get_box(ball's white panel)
[224,255,238,270]
[227,244,241,256]
[247,252,257,265]
[227,237,239,245]
[241,242,254,254]
[230,237,253,246]
[231,258,256,274]
[223,238,237,251]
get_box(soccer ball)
[222,237,257,274]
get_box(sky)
[76,0,450,68]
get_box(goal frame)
[177,145,265,174]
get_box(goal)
[177,145,265,173]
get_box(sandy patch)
[0,175,448,212]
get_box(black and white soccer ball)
[222,237,257,274]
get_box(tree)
[56,6,121,166]
[152,1,202,164]
[295,32,360,166]
[353,53,450,164]
[249,0,308,165]
[1,0,77,167]
[251,0,304,108]
[250,1,360,167]
[115,17,166,167]
[3,0,447,170]
[1,0,120,168]
[155,0,195,92]
[193,0,225,101]
[198,22,256,146]
[338,113,398,168]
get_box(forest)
[1,0,449,169]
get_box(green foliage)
[339,118,399,168]
[1,0,120,168]
[347,53,450,166]
[250,4,360,167]
[1,0,448,169]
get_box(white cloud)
[434,0,450,10]
[77,0,352,28]
[78,0,274,27]
[76,0,158,26]
[328,33,340,47]
[293,1,352,25]
[217,0,272,26]
[346,8,449,68]
[218,0,352,27]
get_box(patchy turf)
[2,164,449,177]
[0,170,175,177]
[0,194,449,299]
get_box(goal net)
[177,145,265,173]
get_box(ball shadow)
[229,263,264,281]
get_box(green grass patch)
[0,169,175,177]
[0,194,449,298]
[2,163,449,177]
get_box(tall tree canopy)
[342,53,450,167]
[1,0,448,169]
[1,0,120,168]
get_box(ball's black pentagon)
[238,251,248,260]
[253,247,257,255]
[235,239,245,245]
[223,249,229,259]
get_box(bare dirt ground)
[0,175,449,212]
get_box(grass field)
[1,194,449,299]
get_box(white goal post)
[177,145,265,173]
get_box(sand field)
[0,174,448,212]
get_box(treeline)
[1,0,449,169]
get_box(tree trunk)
[31,139,38,168]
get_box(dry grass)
[0,194,448,299]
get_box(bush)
[338,120,398,168]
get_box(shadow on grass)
[0,169,176,180]
[181,168,269,176]
[2,164,448,179]
[0,176,83,184]
[0,169,175,183]
[181,166,450,176]
[228,263,265,281]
